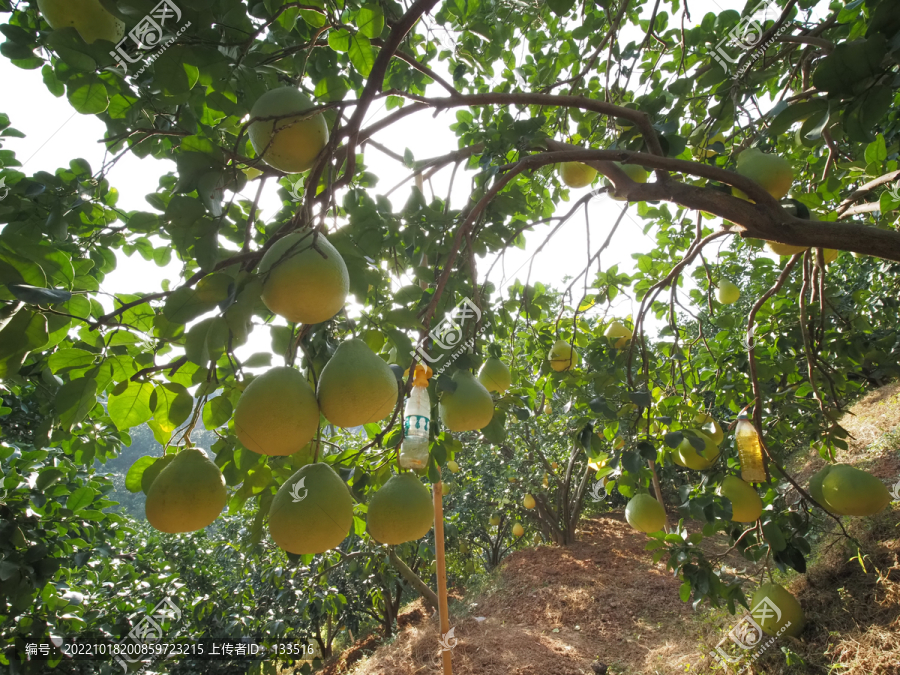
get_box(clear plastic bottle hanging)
[400,363,433,469]
[735,410,767,483]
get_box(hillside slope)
[334,384,900,675]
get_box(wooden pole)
[433,479,453,675]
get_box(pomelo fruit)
[234,367,320,456]
[821,465,891,516]
[808,464,837,506]
[718,476,762,523]
[558,162,597,188]
[698,132,726,158]
[606,162,649,201]
[605,320,632,340]
[490,515,501,527]
[820,248,838,264]
[694,413,724,445]
[625,493,666,533]
[750,583,805,637]
[258,231,349,325]
[674,431,720,470]
[38,0,125,44]
[317,338,398,427]
[543,403,552,414]
[145,449,227,533]
[249,87,329,173]
[367,473,434,545]
[717,280,740,305]
[766,240,807,256]
[512,523,525,537]
[548,339,579,372]
[439,370,494,432]
[478,357,512,393]
[269,463,353,554]
[441,482,451,496]
[524,494,536,509]
[733,148,793,201]
[447,460,460,473]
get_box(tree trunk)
[389,547,439,611]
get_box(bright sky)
[0,0,774,363]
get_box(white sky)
[0,0,778,363]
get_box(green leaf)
[153,383,193,432]
[202,396,233,429]
[356,4,384,39]
[163,287,216,324]
[48,348,95,372]
[125,456,156,493]
[348,34,376,77]
[7,284,72,304]
[108,381,155,430]
[56,377,98,430]
[546,0,577,15]
[36,468,65,491]
[328,28,351,52]
[67,80,109,114]
[66,486,95,512]
[679,581,692,602]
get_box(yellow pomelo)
[512,523,525,537]
[543,403,553,414]
[820,248,838,264]
[750,583,805,637]
[674,431,720,470]
[38,0,125,44]
[821,465,891,516]
[549,339,579,372]
[718,476,762,523]
[258,231,349,324]
[625,493,666,533]
[524,494,536,509]
[140,454,175,495]
[613,437,625,450]
[317,338,398,427]
[717,280,740,305]
[145,449,227,533]
[694,413,724,446]
[249,87,329,173]
[447,460,460,473]
[607,162,649,200]
[766,240,808,256]
[697,132,726,158]
[234,367,320,456]
[478,357,512,393]
[441,482,451,495]
[558,162,597,188]
[440,370,494,431]
[605,320,632,340]
[367,473,434,545]
[269,463,353,554]
[733,148,793,201]
[489,515,501,527]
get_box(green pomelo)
[249,87,329,173]
[808,464,836,506]
[674,431,720,470]
[558,162,597,188]
[140,454,175,495]
[694,413,724,446]
[548,339,579,372]
[750,583,805,638]
[269,463,353,554]
[718,476,762,523]
[234,367,320,456]
[259,231,349,325]
[367,473,434,545]
[604,321,632,340]
[478,357,512,393]
[38,0,125,44]
[606,162,649,200]
[734,148,793,201]
[717,280,740,305]
[766,240,808,256]
[317,338,398,427]
[821,465,891,516]
[625,493,666,533]
[440,370,494,432]
[145,449,227,533]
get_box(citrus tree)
[2,0,900,668]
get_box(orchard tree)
[2,0,900,669]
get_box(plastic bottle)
[399,364,432,469]
[735,412,767,483]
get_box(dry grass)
[327,383,900,675]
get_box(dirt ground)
[323,383,900,675]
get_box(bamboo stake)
[433,479,453,674]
